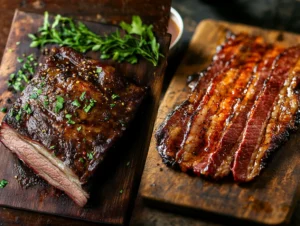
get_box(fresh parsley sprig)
[29,12,162,66]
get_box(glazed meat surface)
[0,47,146,206]
[156,33,300,182]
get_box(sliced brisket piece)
[199,46,284,178]
[232,46,300,182]
[177,37,268,173]
[156,33,259,165]
[192,43,271,176]
[0,47,146,206]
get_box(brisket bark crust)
[0,47,146,206]
[156,33,300,182]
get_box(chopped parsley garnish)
[119,189,123,194]
[55,96,64,113]
[0,179,8,188]
[83,99,96,113]
[87,152,93,160]
[15,109,22,122]
[79,91,86,101]
[29,12,162,66]
[17,57,24,63]
[23,103,32,114]
[0,107,7,113]
[65,114,75,124]
[44,97,49,107]
[29,93,38,99]
[79,158,84,163]
[111,94,119,100]
[36,89,42,95]
[40,81,46,88]
[72,99,81,107]
[110,103,116,108]
[96,67,102,73]
[77,126,82,132]
[8,54,37,92]
[27,54,35,62]
[49,145,55,150]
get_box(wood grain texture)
[139,19,300,225]
[0,10,170,225]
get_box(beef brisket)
[0,47,146,206]
[156,33,300,182]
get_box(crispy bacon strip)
[232,46,300,182]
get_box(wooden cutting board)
[139,19,300,225]
[0,10,170,225]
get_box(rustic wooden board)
[0,10,170,225]
[140,19,300,225]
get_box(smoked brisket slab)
[156,33,300,182]
[0,47,146,206]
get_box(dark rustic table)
[1,0,300,225]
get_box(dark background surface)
[1,0,300,225]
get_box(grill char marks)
[177,37,267,173]
[232,47,300,182]
[202,46,285,178]
[156,32,300,182]
[156,33,258,165]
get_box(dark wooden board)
[139,19,300,225]
[0,10,170,225]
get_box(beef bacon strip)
[0,47,146,206]
[201,46,284,179]
[177,37,267,173]
[157,32,300,182]
[232,46,300,181]
[156,33,260,166]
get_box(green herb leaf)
[17,57,24,63]
[44,97,49,107]
[77,126,82,132]
[87,152,93,160]
[30,93,38,99]
[15,109,22,122]
[30,13,162,66]
[0,107,7,113]
[119,189,123,194]
[49,145,55,150]
[8,54,37,92]
[110,103,116,108]
[83,99,96,113]
[0,179,8,188]
[37,89,42,95]
[79,91,86,101]
[72,99,81,107]
[55,96,64,113]
[65,114,75,124]
[111,94,119,100]
[23,103,33,114]
[95,67,102,73]
[79,157,84,163]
